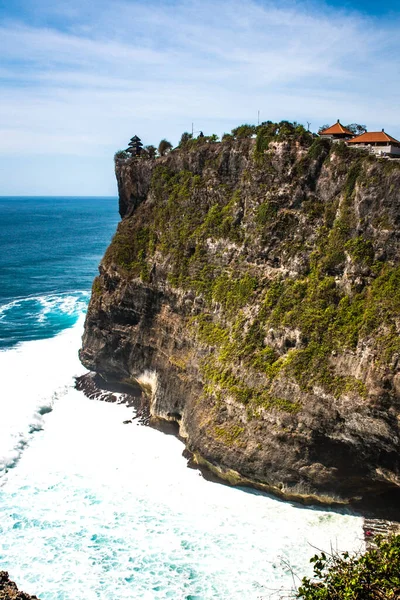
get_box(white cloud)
[0,0,399,193]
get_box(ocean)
[0,196,364,600]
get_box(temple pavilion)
[347,130,400,157]
[319,120,354,141]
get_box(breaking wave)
[0,292,89,349]
[0,316,86,476]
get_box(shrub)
[231,124,256,139]
[307,137,331,160]
[344,236,374,266]
[114,149,129,160]
[255,121,313,155]
[142,145,157,159]
[297,535,400,599]
[256,201,278,226]
[255,122,279,153]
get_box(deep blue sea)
[0,197,364,600]
[0,196,119,349]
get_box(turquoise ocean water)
[0,197,364,600]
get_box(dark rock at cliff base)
[0,572,39,600]
[81,131,400,515]
[75,372,150,425]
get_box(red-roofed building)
[319,120,354,141]
[347,130,400,157]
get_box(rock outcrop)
[0,572,39,600]
[80,125,400,514]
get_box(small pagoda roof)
[347,130,400,145]
[130,135,141,142]
[319,120,353,136]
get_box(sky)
[0,0,399,195]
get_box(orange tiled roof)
[319,120,353,136]
[347,131,400,145]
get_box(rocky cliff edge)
[80,126,400,513]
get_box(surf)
[0,315,86,476]
[0,317,364,599]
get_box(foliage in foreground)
[296,535,400,599]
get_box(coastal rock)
[80,129,400,514]
[74,372,150,424]
[0,572,39,600]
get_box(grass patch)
[214,424,245,446]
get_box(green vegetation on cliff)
[79,120,400,506]
[106,123,400,414]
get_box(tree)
[346,123,368,136]
[158,139,173,156]
[297,535,400,599]
[179,132,193,146]
[114,149,129,160]
[318,124,330,133]
[142,145,157,159]
[231,124,256,139]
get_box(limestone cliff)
[80,124,400,512]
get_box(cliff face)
[80,129,400,510]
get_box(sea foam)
[0,319,364,600]
[0,315,86,475]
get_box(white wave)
[0,316,86,475]
[0,291,89,322]
[0,297,20,317]
[37,292,89,319]
[0,313,365,599]
[0,382,364,600]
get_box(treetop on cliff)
[158,139,173,156]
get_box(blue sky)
[1,0,399,195]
